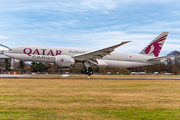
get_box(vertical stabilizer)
[139,32,168,57]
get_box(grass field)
[1,78,180,119]
[32,74,180,78]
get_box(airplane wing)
[146,55,174,61]
[73,41,131,64]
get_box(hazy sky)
[0,0,180,56]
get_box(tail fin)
[139,31,168,57]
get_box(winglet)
[108,41,131,51]
[139,32,168,57]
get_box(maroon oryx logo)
[60,58,64,62]
[144,35,167,57]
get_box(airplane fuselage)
[4,45,165,68]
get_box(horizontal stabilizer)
[146,55,174,61]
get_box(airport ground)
[0,76,180,119]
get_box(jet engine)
[56,55,75,70]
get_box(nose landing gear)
[17,64,20,68]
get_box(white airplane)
[3,31,172,75]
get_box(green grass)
[0,78,180,119]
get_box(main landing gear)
[81,61,93,76]
[81,67,93,76]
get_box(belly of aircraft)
[101,60,153,68]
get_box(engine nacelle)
[56,55,75,70]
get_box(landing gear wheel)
[81,67,86,74]
[81,67,93,76]
[87,70,93,76]
[81,67,88,75]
